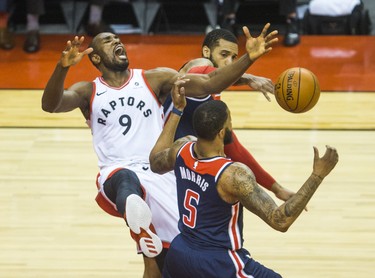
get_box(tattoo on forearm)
[230,165,323,231]
[153,150,172,172]
[284,175,321,217]
[231,165,276,222]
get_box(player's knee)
[103,169,144,209]
[113,169,143,195]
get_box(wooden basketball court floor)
[0,33,374,277]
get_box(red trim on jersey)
[188,65,221,100]
[162,242,171,249]
[95,167,147,218]
[95,192,122,217]
[95,169,123,218]
[187,65,216,74]
[98,69,134,89]
[229,250,250,278]
[180,142,231,176]
[230,203,241,250]
[95,172,100,190]
[141,69,162,107]
[96,167,123,190]
[88,81,96,121]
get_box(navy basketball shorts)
[163,234,282,278]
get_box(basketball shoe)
[125,194,163,258]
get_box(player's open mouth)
[114,45,126,60]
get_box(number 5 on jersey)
[183,189,200,228]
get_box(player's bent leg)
[101,168,162,257]
[103,168,143,215]
[143,256,162,278]
[126,194,162,258]
[136,170,180,248]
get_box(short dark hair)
[202,29,238,51]
[193,100,229,141]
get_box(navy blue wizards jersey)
[163,65,220,140]
[174,141,244,250]
[164,94,214,140]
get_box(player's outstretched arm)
[243,23,278,62]
[234,73,274,102]
[42,36,93,113]
[219,146,338,232]
[165,25,277,99]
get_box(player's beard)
[210,54,219,68]
[224,128,233,145]
[102,55,129,72]
[110,59,129,71]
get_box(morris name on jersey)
[179,166,209,192]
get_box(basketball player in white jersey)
[41,23,278,278]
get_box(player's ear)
[91,53,101,66]
[202,46,210,58]
[218,127,225,141]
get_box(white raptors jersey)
[90,69,164,185]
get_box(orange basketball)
[275,67,320,113]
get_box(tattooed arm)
[150,136,194,174]
[217,145,339,232]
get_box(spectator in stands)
[219,0,300,46]
[281,0,300,46]
[219,0,238,35]
[0,0,43,53]
[303,0,371,35]
[0,0,14,50]
[85,0,114,37]
[308,0,361,16]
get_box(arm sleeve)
[224,131,275,190]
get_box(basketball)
[275,67,320,113]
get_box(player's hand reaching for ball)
[243,23,278,62]
[60,36,93,68]
[312,145,339,180]
[247,75,275,102]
